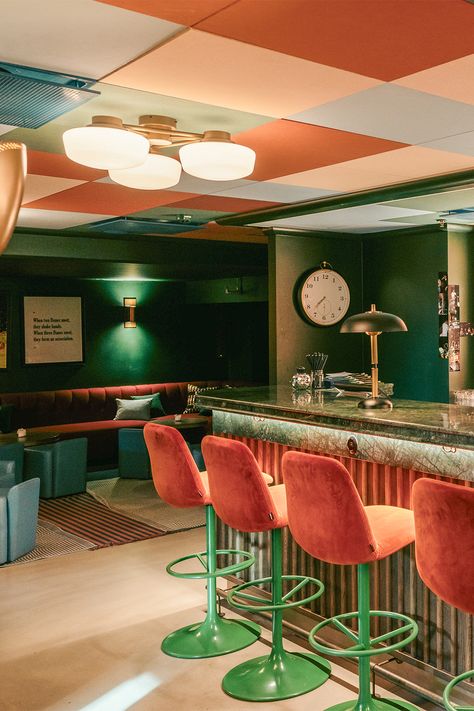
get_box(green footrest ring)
[166,548,255,580]
[310,609,418,659]
[444,669,474,711]
[228,574,324,612]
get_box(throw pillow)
[183,384,220,414]
[131,392,166,418]
[114,397,152,421]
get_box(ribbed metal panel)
[0,73,97,128]
[217,434,474,678]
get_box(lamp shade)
[340,306,407,333]
[179,132,255,181]
[109,153,182,190]
[63,123,149,170]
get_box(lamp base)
[358,396,393,410]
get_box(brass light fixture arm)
[88,115,237,149]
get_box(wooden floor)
[1,528,434,710]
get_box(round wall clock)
[295,263,350,327]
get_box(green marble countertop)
[197,386,474,450]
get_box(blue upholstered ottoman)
[24,438,87,498]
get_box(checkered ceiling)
[2,0,474,237]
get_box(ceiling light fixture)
[63,115,256,189]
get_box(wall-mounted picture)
[437,272,448,316]
[0,293,8,369]
[24,296,83,365]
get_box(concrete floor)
[1,528,428,711]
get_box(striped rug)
[39,493,165,548]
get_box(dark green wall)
[0,277,268,393]
[269,232,364,384]
[363,227,449,402]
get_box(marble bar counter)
[197,385,474,691]
[197,385,474,481]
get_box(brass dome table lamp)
[340,304,407,410]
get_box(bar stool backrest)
[283,451,379,565]
[413,478,474,615]
[144,423,209,508]
[202,436,283,532]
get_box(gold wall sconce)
[123,297,137,328]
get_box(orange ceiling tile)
[395,55,474,106]
[25,182,198,215]
[27,150,107,181]
[95,0,236,25]
[103,29,379,118]
[197,0,474,81]
[235,120,408,182]
[165,195,278,213]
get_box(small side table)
[156,416,209,431]
[0,431,60,447]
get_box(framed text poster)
[23,296,83,364]
[0,293,8,369]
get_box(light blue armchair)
[24,438,87,498]
[0,443,24,483]
[0,461,40,564]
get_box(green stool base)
[444,669,474,711]
[322,698,420,711]
[161,616,260,659]
[222,649,331,702]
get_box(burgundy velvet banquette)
[0,382,223,468]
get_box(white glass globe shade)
[179,140,256,181]
[63,126,149,170]
[109,154,182,190]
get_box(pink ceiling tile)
[103,29,380,118]
[235,120,407,182]
[271,147,474,192]
[95,0,236,25]
[24,182,198,215]
[196,0,474,81]
[395,54,474,106]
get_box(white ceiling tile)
[251,204,433,233]
[16,208,115,229]
[421,131,474,157]
[0,124,16,136]
[382,188,474,212]
[291,84,474,144]
[0,0,182,79]
[212,182,336,203]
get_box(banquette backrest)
[0,381,222,428]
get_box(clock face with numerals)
[296,268,350,326]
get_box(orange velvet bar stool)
[283,451,419,711]
[144,423,261,659]
[413,479,474,711]
[202,435,331,702]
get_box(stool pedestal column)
[323,564,419,711]
[161,505,261,659]
[222,527,331,701]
